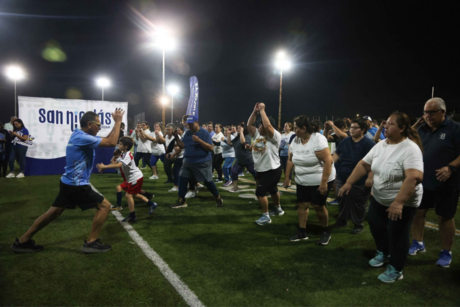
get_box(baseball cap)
[186,115,198,123]
[363,115,372,121]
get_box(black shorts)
[419,184,459,219]
[256,166,282,197]
[296,181,334,206]
[52,181,105,211]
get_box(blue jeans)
[9,145,28,173]
[223,157,235,181]
[151,154,165,166]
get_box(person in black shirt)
[0,122,12,177]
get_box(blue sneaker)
[408,239,426,256]
[378,264,403,283]
[148,202,158,215]
[328,199,339,205]
[369,250,388,267]
[435,250,452,268]
[255,214,271,226]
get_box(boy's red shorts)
[120,178,143,195]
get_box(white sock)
[417,241,424,245]
[277,205,282,210]
[263,212,269,216]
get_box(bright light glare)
[276,51,286,59]
[160,96,169,105]
[154,27,177,50]
[168,85,179,95]
[96,77,111,88]
[5,66,25,81]
[275,59,292,71]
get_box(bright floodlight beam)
[96,77,111,101]
[160,96,169,105]
[168,85,180,123]
[5,65,26,117]
[274,51,292,130]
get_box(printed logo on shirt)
[440,133,446,140]
[253,138,267,155]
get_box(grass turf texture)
[1,163,459,306]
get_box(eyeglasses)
[90,121,101,128]
[423,109,442,116]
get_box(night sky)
[1,0,459,128]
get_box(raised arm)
[258,103,274,139]
[247,103,259,138]
[374,121,386,143]
[99,109,124,147]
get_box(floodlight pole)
[277,70,283,131]
[14,80,17,117]
[171,94,174,123]
[162,47,166,129]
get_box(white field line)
[238,178,460,236]
[111,211,205,307]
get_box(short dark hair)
[119,136,134,150]
[13,118,26,131]
[310,119,322,133]
[215,123,222,129]
[113,148,122,156]
[121,122,125,129]
[351,119,367,133]
[207,121,213,126]
[295,116,314,134]
[80,111,98,129]
[333,119,345,129]
[142,121,149,127]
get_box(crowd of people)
[6,97,459,284]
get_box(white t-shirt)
[290,133,336,186]
[212,132,224,154]
[221,135,235,158]
[117,151,143,184]
[280,131,295,156]
[252,129,281,172]
[137,129,152,153]
[151,131,165,156]
[165,134,184,159]
[363,138,424,207]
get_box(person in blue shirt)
[172,115,223,208]
[11,109,125,254]
[363,116,385,141]
[6,119,30,179]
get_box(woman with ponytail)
[339,112,424,283]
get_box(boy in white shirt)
[97,137,158,223]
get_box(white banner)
[18,96,128,160]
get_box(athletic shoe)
[408,239,426,256]
[255,214,271,226]
[269,207,285,216]
[11,238,43,253]
[122,215,137,223]
[185,191,196,198]
[290,231,308,242]
[369,250,388,267]
[214,179,222,183]
[223,180,233,187]
[164,180,174,184]
[328,198,339,205]
[229,188,240,193]
[436,250,452,268]
[140,166,146,169]
[16,173,25,178]
[171,198,188,209]
[110,205,123,211]
[149,175,159,180]
[6,173,15,178]
[82,238,112,254]
[318,232,331,246]
[378,264,403,283]
[351,226,364,234]
[196,183,204,190]
[238,173,244,177]
[216,197,224,207]
[148,202,158,215]
[168,187,179,192]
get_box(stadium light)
[168,85,180,123]
[5,65,26,117]
[274,51,292,130]
[96,77,111,101]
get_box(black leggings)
[212,153,223,180]
[134,152,152,168]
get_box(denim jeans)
[223,157,235,181]
[9,145,28,173]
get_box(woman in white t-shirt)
[134,121,154,176]
[212,123,224,182]
[280,122,295,187]
[149,122,166,180]
[220,126,235,186]
[283,115,335,245]
[339,112,424,283]
[248,102,284,226]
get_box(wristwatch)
[448,165,457,173]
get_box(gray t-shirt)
[231,134,253,165]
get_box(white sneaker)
[6,173,15,178]
[16,173,25,178]
[168,187,179,192]
[149,175,159,180]
[185,191,196,198]
[196,183,204,190]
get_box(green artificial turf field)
[1,162,459,306]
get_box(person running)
[171,115,223,209]
[134,121,154,175]
[248,102,283,226]
[11,109,124,254]
[96,137,158,222]
[212,123,224,183]
[339,112,424,283]
[284,115,335,244]
[221,126,236,187]
[280,122,295,187]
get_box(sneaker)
[229,188,240,193]
[185,191,196,198]
[110,205,123,211]
[11,238,44,253]
[269,207,285,216]
[223,180,233,187]
[149,175,159,180]
[214,179,222,183]
[82,238,112,254]
[6,173,15,178]
[122,215,137,223]
[238,173,244,177]
[378,264,403,283]
[351,226,364,234]
[318,232,331,246]
[328,198,339,205]
[408,239,426,256]
[140,166,146,169]
[255,214,271,225]
[196,183,204,190]
[369,250,388,267]
[148,202,158,215]
[16,173,25,178]
[216,197,224,207]
[290,231,308,242]
[168,187,179,192]
[436,250,452,268]
[171,198,188,209]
